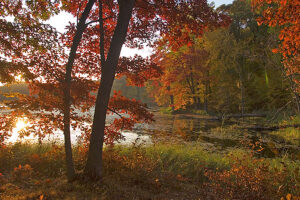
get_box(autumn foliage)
[253,0,300,91]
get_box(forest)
[0,0,299,199]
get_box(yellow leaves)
[281,193,300,200]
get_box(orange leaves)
[12,164,33,181]
[39,194,44,200]
[204,154,297,199]
[280,0,287,6]
[253,0,300,90]
[281,194,300,200]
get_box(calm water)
[133,111,299,159]
[5,109,300,159]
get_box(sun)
[15,118,28,132]
[15,74,24,82]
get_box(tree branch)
[99,0,106,69]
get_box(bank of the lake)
[0,138,299,200]
[1,111,299,199]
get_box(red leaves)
[253,0,300,90]
[109,91,154,123]
[117,55,162,87]
[95,91,154,145]
[0,0,233,146]
[271,48,279,53]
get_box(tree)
[81,0,230,180]
[0,0,63,145]
[62,0,95,181]
[147,40,211,111]
[1,0,231,181]
[0,0,156,181]
[203,0,293,114]
[252,0,300,113]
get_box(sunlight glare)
[14,118,28,132]
[15,74,23,82]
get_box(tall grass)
[269,127,300,145]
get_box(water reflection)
[7,116,151,146]
[135,112,299,159]
[137,113,225,142]
[5,112,299,159]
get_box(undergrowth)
[0,143,299,199]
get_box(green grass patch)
[269,127,300,145]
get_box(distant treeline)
[0,83,29,101]
[0,79,155,106]
[112,77,156,106]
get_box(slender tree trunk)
[170,94,175,112]
[196,97,201,109]
[167,86,174,112]
[240,75,245,117]
[294,93,300,114]
[238,64,245,118]
[84,0,135,180]
[204,75,209,112]
[287,74,300,114]
[63,0,95,181]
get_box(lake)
[4,109,300,159]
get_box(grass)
[279,115,300,126]
[0,142,299,199]
[159,107,209,116]
[269,127,300,145]
[159,107,174,114]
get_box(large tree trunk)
[63,0,95,181]
[84,0,135,180]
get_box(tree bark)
[84,0,135,180]
[204,73,209,113]
[63,0,95,181]
[167,86,174,112]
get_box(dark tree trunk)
[196,97,201,110]
[295,92,300,114]
[238,61,245,118]
[63,0,95,181]
[204,76,209,113]
[84,0,135,180]
[170,94,175,112]
[287,74,300,114]
[167,86,174,112]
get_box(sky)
[208,0,234,7]
[47,0,234,57]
